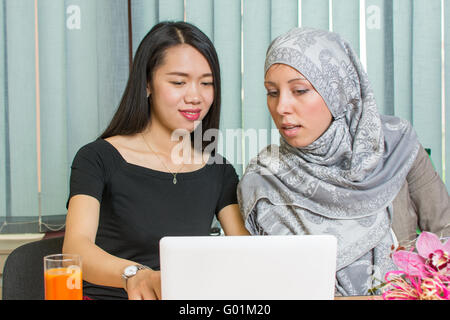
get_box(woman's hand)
[126,269,162,300]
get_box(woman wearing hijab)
[237,27,450,296]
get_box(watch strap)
[122,264,151,291]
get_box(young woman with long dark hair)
[63,21,249,300]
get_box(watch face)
[124,265,138,277]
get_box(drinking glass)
[44,254,82,300]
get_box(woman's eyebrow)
[166,72,213,78]
[166,71,188,76]
[288,77,307,83]
[264,78,308,85]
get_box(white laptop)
[159,235,337,300]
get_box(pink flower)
[383,232,450,300]
[392,232,450,277]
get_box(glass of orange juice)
[44,254,83,300]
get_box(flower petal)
[392,250,426,276]
[416,232,443,258]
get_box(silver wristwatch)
[121,264,150,290]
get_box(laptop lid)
[160,235,337,300]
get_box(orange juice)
[44,267,83,300]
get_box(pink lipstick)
[179,109,201,121]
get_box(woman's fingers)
[127,269,161,300]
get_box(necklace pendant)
[173,176,177,184]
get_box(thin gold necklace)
[141,133,185,184]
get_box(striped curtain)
[0,0,449,233]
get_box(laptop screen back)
[160,235,337,300]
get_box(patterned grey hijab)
[238,28,419,296]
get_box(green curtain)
[0,0,448,234]
[0,0,130,232]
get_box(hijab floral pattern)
[238,28,419,295]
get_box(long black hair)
[101,21,221,151]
